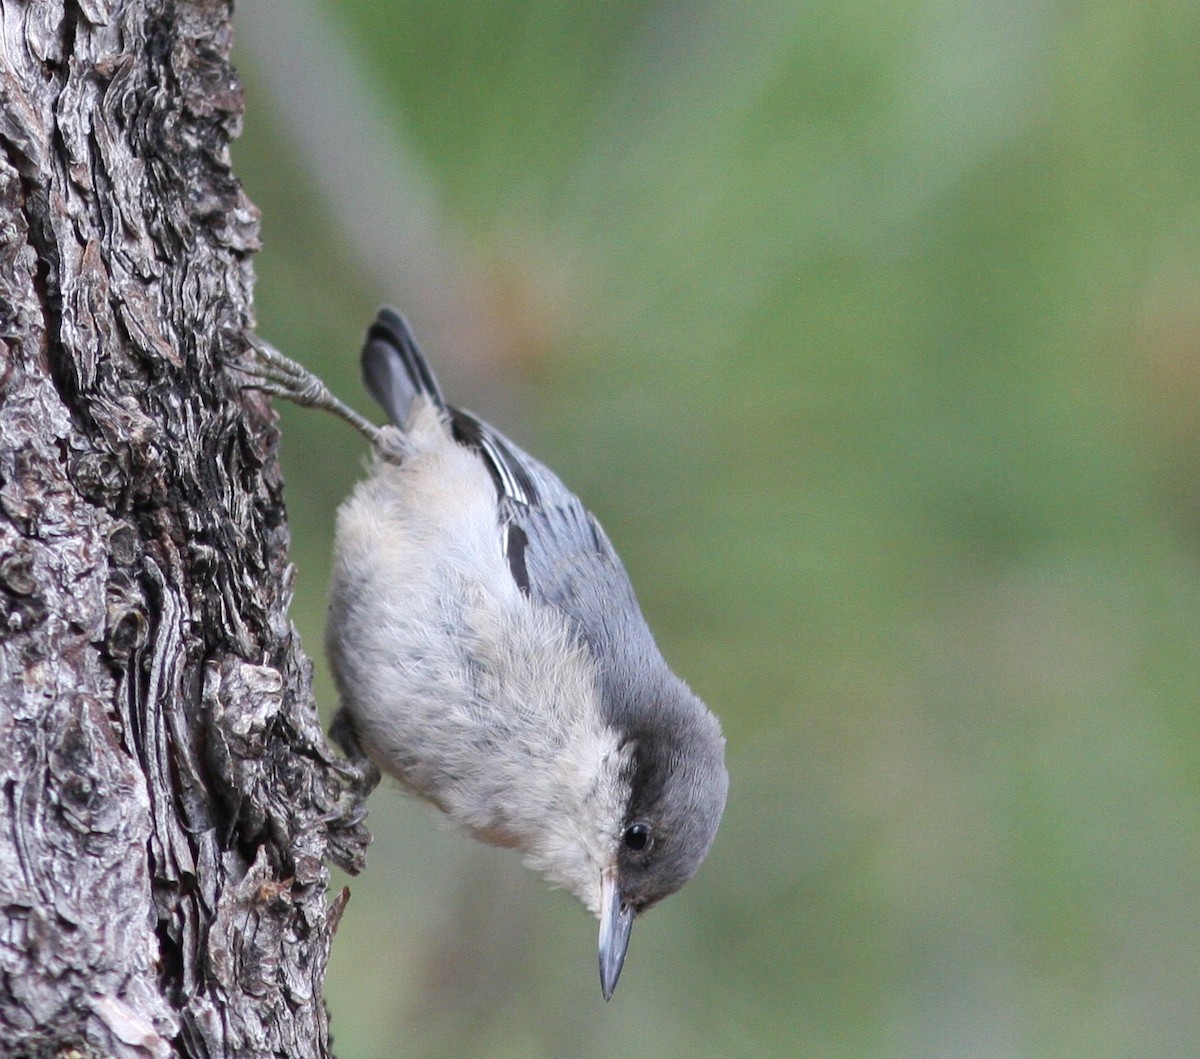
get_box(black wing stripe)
[478,433,531,506]
[449,409,543,597]
[501,522,531,594]
[450,409,541,508]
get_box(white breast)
[326,401,628,911]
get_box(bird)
[238,309,728,999]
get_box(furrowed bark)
[0,2,369,1055]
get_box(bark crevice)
[0,2,370,1055]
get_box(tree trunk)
[0,2,368,1055]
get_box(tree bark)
[0,2,368,1056]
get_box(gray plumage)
[327,308,728,999]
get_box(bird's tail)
[361,307,447,427]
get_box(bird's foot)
[230,333,383,444]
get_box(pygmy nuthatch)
[240,309,728,999]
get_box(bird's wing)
[448,406,638,617]
[360,306,652,665]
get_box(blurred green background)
[233,2,1200,1055]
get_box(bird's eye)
[623,823,652,853]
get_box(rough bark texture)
[0,1,369,1056]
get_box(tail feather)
[362,307,446,426]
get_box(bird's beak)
[598,869,635,1001]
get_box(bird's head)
[508,642,728,1000]
[595,696,727,999]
